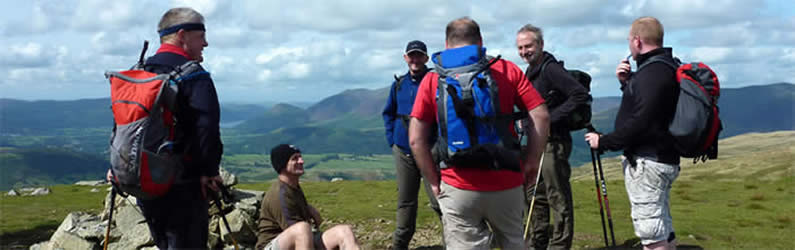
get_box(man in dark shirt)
[382,40,442,250]
[516,23,589,250]
[256,144,361,250]
[126,7,224,248]
[585,16,680,250]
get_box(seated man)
[255,144,361,250]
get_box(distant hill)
[0,147,107,190]
[0,83,791,165]
[0,98,268,134]
[224,126,385,155]
[306,87,389,122]
[591,96,622,113]
[0,98,111,135]
[234,103,310,134]
[719,83,794,136]
[587,82,794,138]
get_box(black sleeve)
[600,64,674,151]
[189,76,223,177]
[544,64,589,125]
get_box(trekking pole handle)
[137,40,149,67]
[585,124,605,155]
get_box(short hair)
[630,16,664,46]
[517,24,544,45]
[446,17,482,47]
[158,7,205,43]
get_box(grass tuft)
[749,193,765,201]
[747,203,766,210]
[774,215,792,225]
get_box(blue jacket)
[145,52,223,180]
[382,69,429,154]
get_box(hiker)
[382,39,443,250]
[409,17,549,249]
[104,7,224,249]
[516,24,589,249]
[255,144,361,250]
[585,16,681,250]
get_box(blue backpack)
[432,46,524,171]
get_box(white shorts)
[623,156,680,245]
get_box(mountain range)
[0,82,792,189]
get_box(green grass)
[1,131,793,249]
[0,185,107,247]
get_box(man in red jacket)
[409,17,549,249]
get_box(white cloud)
[71,0,152,31]
[0,0,792,102]
[256,47,306,65]
[258,69,273,82]
[0,43,59,68]
[281,62,311,79]
[689,47,734,63]
[171,0,218,17]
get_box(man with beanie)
[256,144,361,250]
[382,40,443,250]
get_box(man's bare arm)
[522,104,550,186]
[408,117,440,196]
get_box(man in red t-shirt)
[409,17,550,249]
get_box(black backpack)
[640,56,722,162]
[537,58,593,131]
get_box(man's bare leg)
[277,221,313,250]
[321,224,361,250]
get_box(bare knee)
[280,222,313,249]
[323,224,360,250]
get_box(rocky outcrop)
[75,180,108,186]
[33,170,263,249]
[28,188,50,196]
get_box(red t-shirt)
[411,58,544,191]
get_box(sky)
[1,0,793,104]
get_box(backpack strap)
[391,74,411,129]
[638,55,679,71]
[157,61,206,113]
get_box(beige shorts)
[623,156,680,245]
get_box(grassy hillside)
[0,148,107,190]
[1,131,792,249]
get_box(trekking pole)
[103,186,117,250]
[587,125,616,247]
[587,125,609,247]
[212,186,239,250]
[523,151,545,241]
[596,149,617,247]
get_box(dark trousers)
[392,145,443,250]
[526,140,574,250]
[138,181,209,249]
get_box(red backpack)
[641,57,722,162]
[105,41,202,199]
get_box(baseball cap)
[405,40,427,55]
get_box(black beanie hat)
[270,144,301,174]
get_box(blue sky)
[1,0,793,104]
